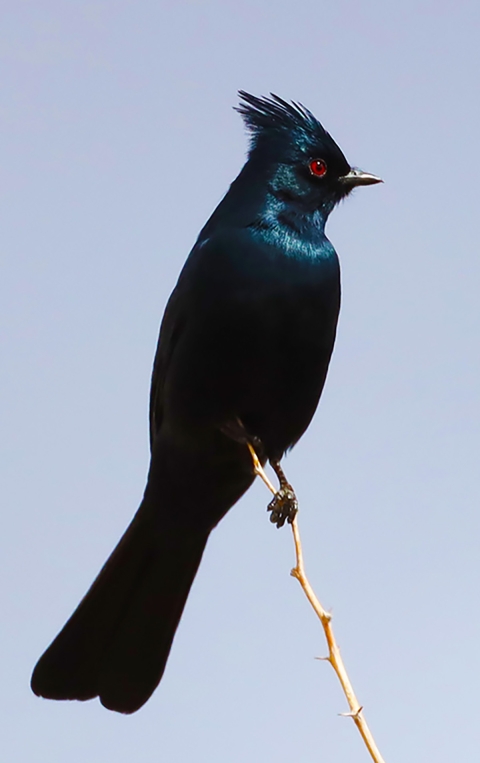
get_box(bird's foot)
[242,441,298,528]
[267,458,298,528]
[267,484,298,528]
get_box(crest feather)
[235,91,330,149]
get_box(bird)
[31,91,382,714]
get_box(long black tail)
[31,501,209,714]
[31,428,256,714]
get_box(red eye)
[309,158,327,177]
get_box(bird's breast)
[165,231,341,457]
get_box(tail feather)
[31,504,208,714]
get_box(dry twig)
[247,443,386,763]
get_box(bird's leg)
[227,419,298,528]
[245,439,298,529]
[267,459,298,529]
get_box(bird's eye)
[309,159,327,178]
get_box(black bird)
[31,92,381,714]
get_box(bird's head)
[236,91,381,220]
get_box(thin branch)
[290,516,386,763]
[248,442,386,763]
[247,442,276,493]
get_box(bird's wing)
[147,233,234,450]
[148,282,188,450]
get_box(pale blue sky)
[1,2,480,761]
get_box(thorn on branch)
[339,706,364,719]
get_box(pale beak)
[339,168,383,187]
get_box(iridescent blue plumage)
[31,92,381,715]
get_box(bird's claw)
[267,485,298,528]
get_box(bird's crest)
[235,91,335,155]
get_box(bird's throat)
[250,197,334,261]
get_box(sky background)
[1,1,480,761]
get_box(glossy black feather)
[31,92,380,713]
